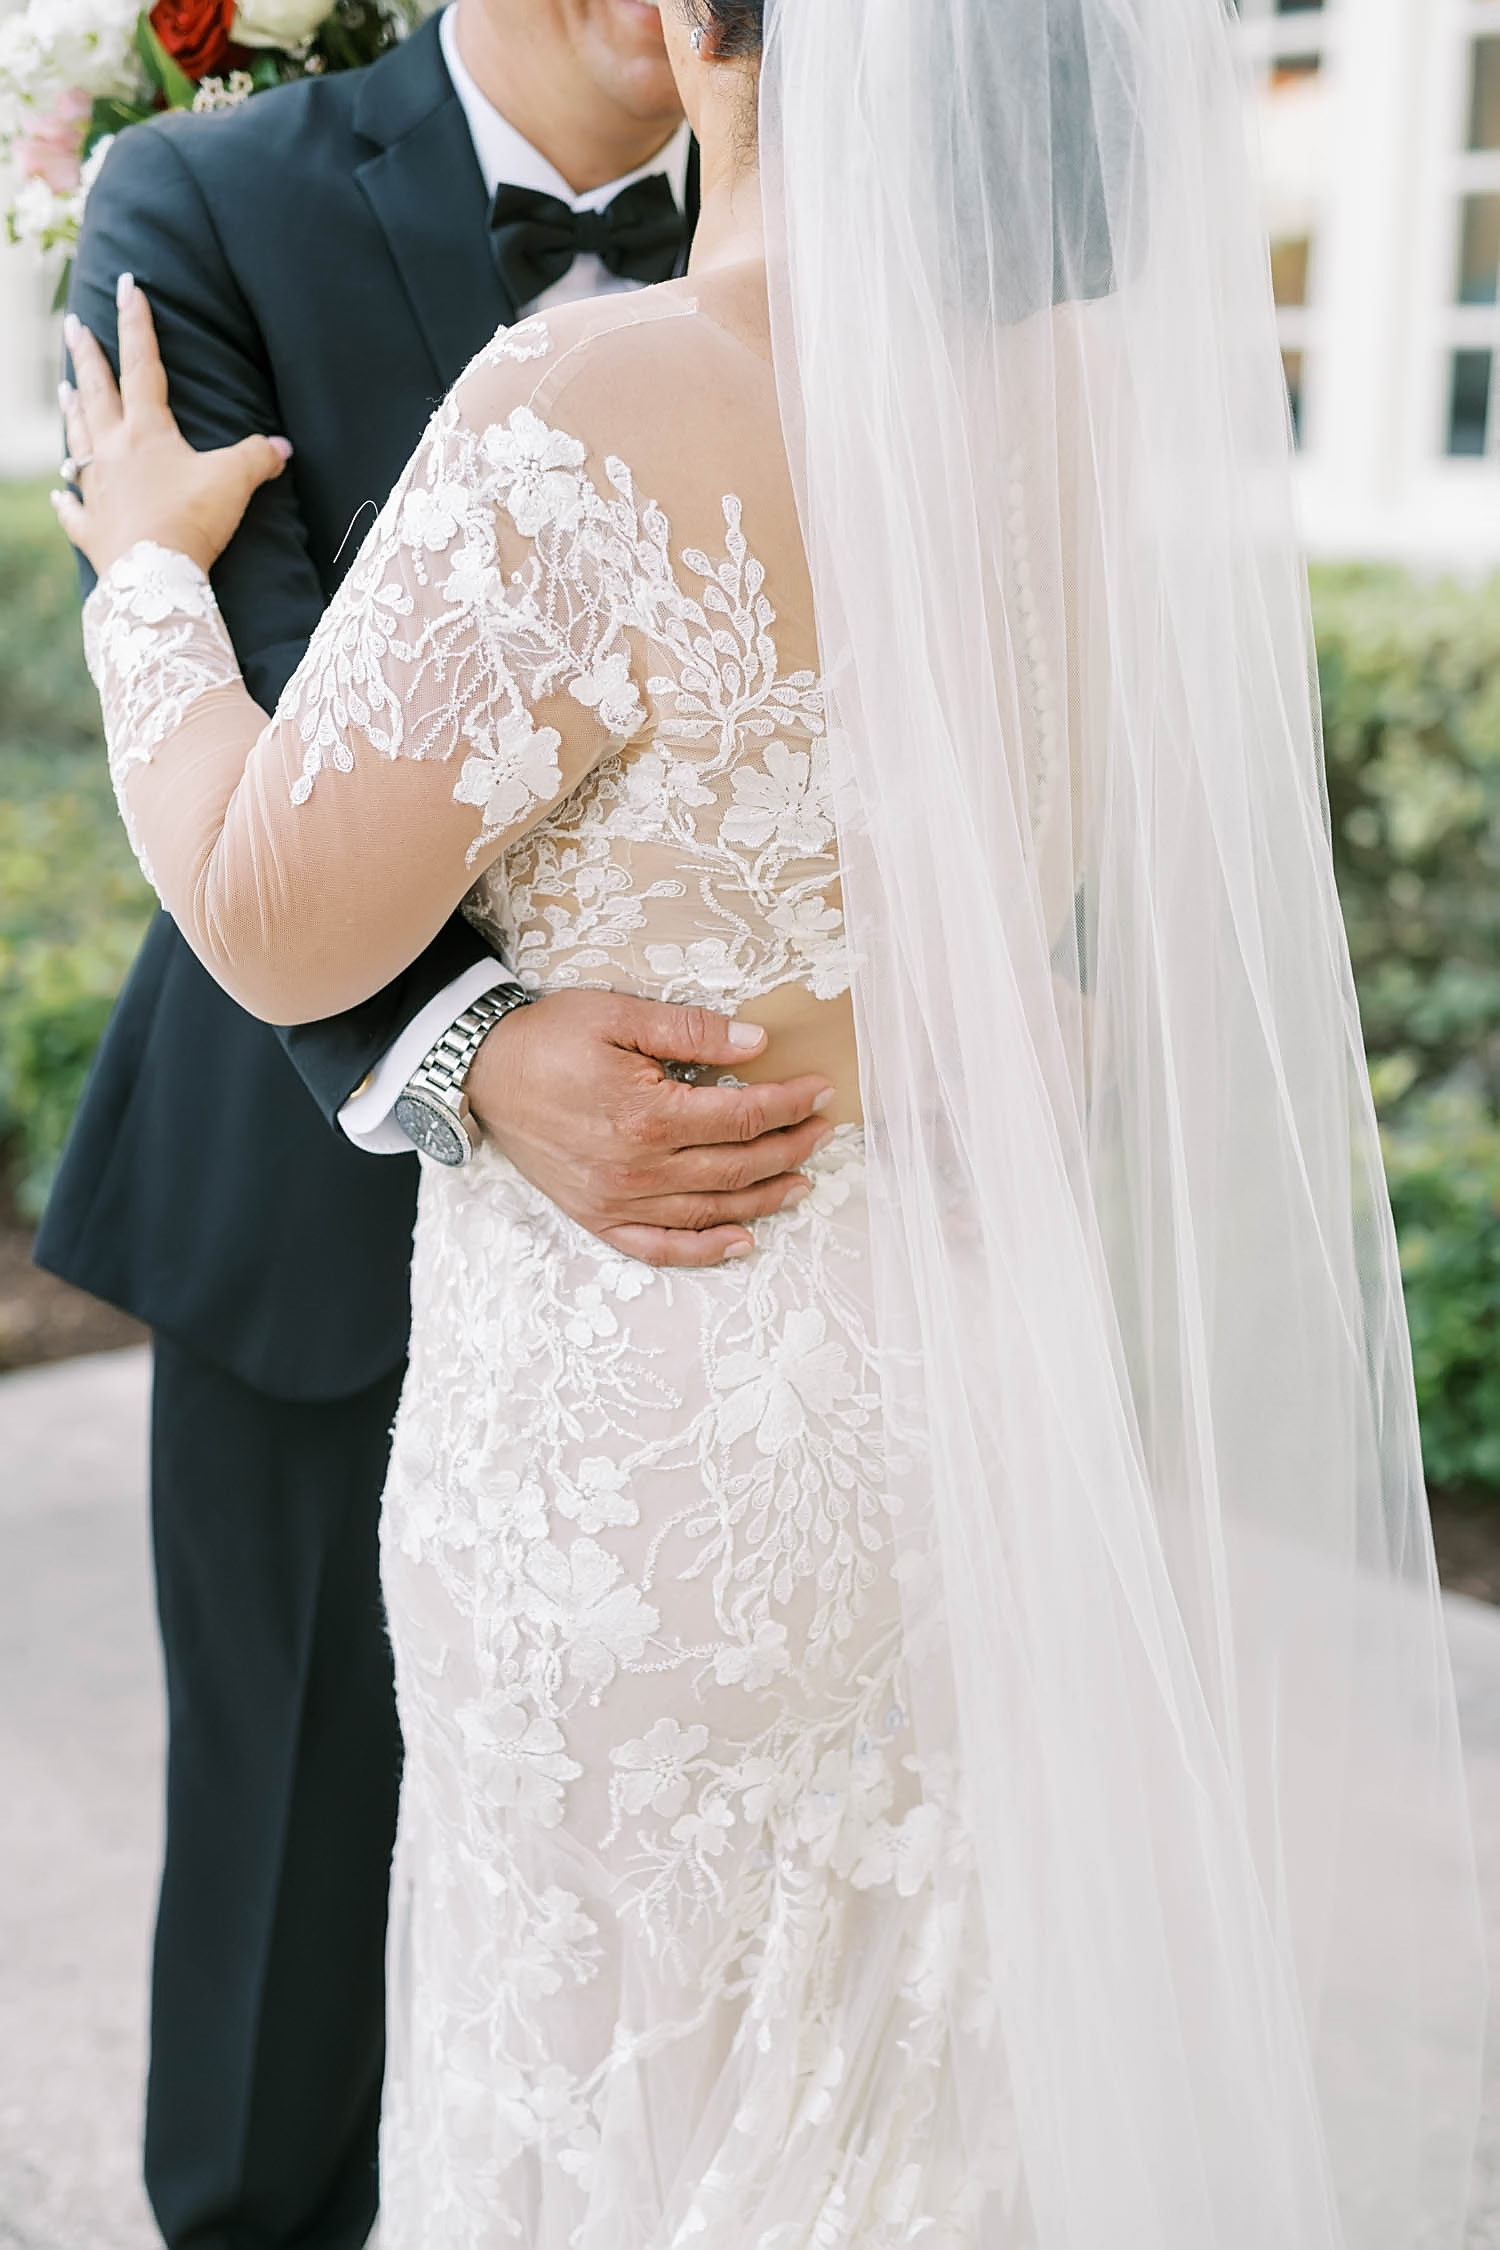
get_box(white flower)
[569,648,642,738]
[232,0,331,48]
[191,72,254,112]
[482,406,589,538]
[457,1696,580,1827]
[522,1538,658,1694]
[643,936,742,996]
[103,542,215,625]
[731,1754,785,1827]
[476,1469,549,1543]
[7,168,80,251]
[851,1802,943,1898]
[611,1716,709,1818]
[452,708,563,838]
[441,528,498,609]
[711,1618,790,1691]
[399,478,470,554]
[713,1307,853,1453]
[671,1797,735,1856]
[562,1281,617,1349]
[556,1455,638,1535]
[767,893,848,998]
[720,741,834,856]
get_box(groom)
[37,2,831,2243]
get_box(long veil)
[761,0,1485,2242]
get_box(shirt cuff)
[337,960,519,1155]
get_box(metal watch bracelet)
[391,983,535,1166]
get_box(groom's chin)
[581,0,684,124]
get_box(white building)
[3,0,1500,565]
[1248,0,1500,564]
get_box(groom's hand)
[466,990,835,1267]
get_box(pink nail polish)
[268,436,293,462]
[811,1088,835,1112]
[724,1240,755,1260]
[784,1180,812,1205]
[116,270,135,309]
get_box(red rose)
[149,0,238,80]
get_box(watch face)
[394,1090,468,1166]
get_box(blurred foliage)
[1380,1087,1500,1493]
[1318,566,1500,1105]
[1314,566,1500,1493]
[0,482,152,1218]
[5,484,1500,1493]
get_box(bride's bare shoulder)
[452,279,775,451]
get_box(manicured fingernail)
[63,313,81,348]
[784,1179,811,1205]
[812,1126,836,1152]
[116,271,135,308]
[268,436,293,461]
[811,1088,835,1111]
[724,1239,755,1259]
[727,1021,764,1050]
[58,380,73,411]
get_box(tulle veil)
[760,0,1486,2241]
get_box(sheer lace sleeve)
[81,327,648,1024]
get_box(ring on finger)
[59,453,94,484]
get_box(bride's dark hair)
[687,0,764,56]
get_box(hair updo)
[687,0,764,57]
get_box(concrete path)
[1,1345,1498,2248]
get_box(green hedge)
[0,483,153,1218]
[4,480,1500,1492]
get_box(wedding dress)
[84,286,1023,2246]
[77,0,1486,2237]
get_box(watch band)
[413,984,533,1104]
[395,983,535,1162]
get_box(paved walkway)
[1,1346,1498,2248]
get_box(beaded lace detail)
[82,307,848,1011]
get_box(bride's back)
[458,275,863,1121]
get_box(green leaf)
[134,12,198,109]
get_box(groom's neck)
[453,0,683,197]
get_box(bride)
[54,0,1485,2242]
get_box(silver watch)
[392,986,534,1166]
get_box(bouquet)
[0,0,418,279]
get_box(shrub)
[1381,1089,1500,1492]
[0,483,153,1217]
[1315,564,1500,1106]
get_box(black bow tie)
[488,174,687,309]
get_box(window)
[1444,23,1500,458]
[1469,35,1500,148]
[1449,348,1494,454]
[1242,0,1331,448]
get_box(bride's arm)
[58,282,639,1026]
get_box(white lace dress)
[83,290,1022,2249]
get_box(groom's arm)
[70,122,501,1129]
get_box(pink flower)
[15,88,91,196]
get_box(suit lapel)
[353,15,513,392]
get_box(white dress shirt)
[338,13,690,1154]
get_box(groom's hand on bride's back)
[467,990,836,1269]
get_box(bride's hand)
[51,273,292,579]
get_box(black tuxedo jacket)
[36,16,599,1399]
